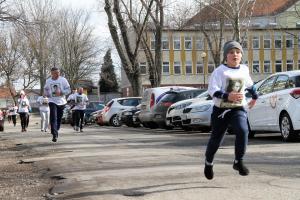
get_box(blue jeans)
[49,102,65,138]
[205,106,249,163]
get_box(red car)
[96,111,104,126]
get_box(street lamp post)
[201,52,207,88]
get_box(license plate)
[181,114,187,120]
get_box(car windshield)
[162,90,204,103]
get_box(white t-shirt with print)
[73,93,89,110]
[17,97,30,113]
[44,76,71,105]
[37,96,50,112]
[208,64,253,108]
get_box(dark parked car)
[84,102,105,124]
[151,88,206,129]
[118,104,141,127]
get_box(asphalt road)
[1,115,300,200]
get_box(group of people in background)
[0,67,89,142]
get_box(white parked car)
[248,70,300,141]
[102,97,142,126]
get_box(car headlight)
[190,104,211,112]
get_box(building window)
[196,37,203,50]
[162,62,170,74]
[287,60,293,71]
[286,36,293,49]
[162,36,169,50]
[208,62,215,73]
[275,35,282,49]
[139,62,147,74]
[298,60,300,70]
[264,35,271,49]
[150,37,155,50]
[276,60,282,72]
[252,60,260,73]
[185,61,192,74]
[174,61,181,74]
[264,60,271,73]
[173,36,181,50]
[196,61,204,74]
[252,36,259,49]
[185,36,192,50]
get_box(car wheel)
[148,122,158,129]
[110,115,121,127]
[182,126,193,131]
[141,122,149,128]
[280,113,298,142]
[125,123,133,127]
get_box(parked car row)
[80,70,300,142]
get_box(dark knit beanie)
[51,66,59,71]
[223,41,243,63]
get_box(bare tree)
[201,0,256,42]
[15,0,58,95]
[0,0,22,22]
[104,0,149,96]
[0,32,22,104]
[56,9,100,90]
[165,1,198,29]
[139,0,164,87]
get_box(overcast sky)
[58,0,110,40]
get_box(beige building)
[122,0,300,95]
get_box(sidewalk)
[0,114,55,200]
[1,115,300,200]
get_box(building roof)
[185,0,299,27]
[0,86,16,99]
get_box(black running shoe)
[52,137,57,142]
[204,164,214,180]
[233,160,249,176]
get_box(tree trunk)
[127,71,141,96]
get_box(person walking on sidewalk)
[17,90,31,132]
[8,104,18,126]
[0,109,4,132]
[72,87,89,132]
[67,88,77,129]
[204,41,258,180]
[44,67,71,142]
[37,94,50,132]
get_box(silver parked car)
[166,91,210,128]
[179,91,213,131]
